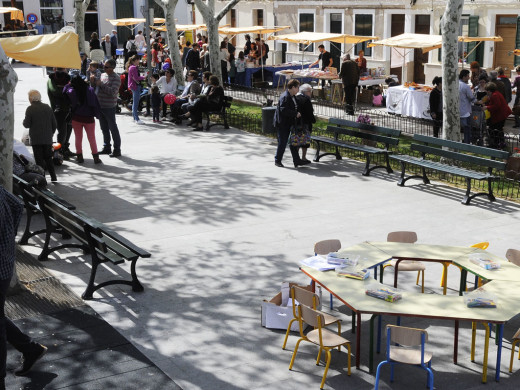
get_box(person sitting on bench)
[182,75,224,132]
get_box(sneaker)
[15,344,47,376]
[135,120,145,125]
[98,148,111,155]
[153,119,157,123]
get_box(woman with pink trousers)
[64,75,102,163]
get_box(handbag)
[289,120,311,147]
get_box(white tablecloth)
[386,86,431,120]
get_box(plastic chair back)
[90,49,105,63]
[506,248,520,267]
[292,286,318,308]
[314,239,341,255]
[388,324,428,347]
[387,231,418,243]
[471,242,489,250]
[300,303,324,329]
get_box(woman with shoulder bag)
[294,83,315,164]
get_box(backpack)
[129,41,137,52]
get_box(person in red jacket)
[485,82,512,149]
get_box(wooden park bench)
[13,174,76,246]
[311,117,401,176]
[30,187,151,299]
[390,134,509,205]
[204,96,233,131]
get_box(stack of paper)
[469,257,501,270]
[327,253,359,266]
[300,256,337,271]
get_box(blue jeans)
[235,71,245,86]
[99,106,121,152]
[461,117,471,144]
[132,87,141,121]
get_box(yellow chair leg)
[440,266,446,287]
[510,340,520,373]
[346,344,352,376]
[471,322,476,362]
[421,270,425,293]
[482,323,490,384]
[282,318,296,350]
[320,349,332,390]
[316,347,323,365]
[289,338,303,370]
[416,270,420,286]
[337,322,342,352]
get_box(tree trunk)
[441,0,463,141]
[194,0,242,85]
[0,43,24,293]
[155,0,184,86]
[74,0,90,53]
[0,43,17,191]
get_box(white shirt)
[156,76,178,95]
[135,34,146,49]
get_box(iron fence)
[223,84,520,202]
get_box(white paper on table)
[300,255,337,271]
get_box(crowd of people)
[428,61,517,149]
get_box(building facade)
[202,0,520,82]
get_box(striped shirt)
[96,72,121,108]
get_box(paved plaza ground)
[8,64,520,389]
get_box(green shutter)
[515,16,520,67]
[466,16,479,64]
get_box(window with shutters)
[354,14,372,56]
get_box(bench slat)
[412,144,507,170]
[312,136,388,154]
[329,117,401,138]
[326,125,399,146]
[413,134,510,159]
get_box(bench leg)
[223,112,229,129]
[313,142,321,162]
[462,178,472,205]
[487,178,496,202]
[421,167,430,184]
[362,153,371,176]
[385,153,393,174]
[131,258,144,292]
[335,146,342,160]
[397,162,407,186]
[82,260,100,300]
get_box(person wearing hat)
[110,29,118,59]
[79,52,89,77]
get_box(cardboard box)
[261,282,321,331]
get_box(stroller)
[470,105,486,146]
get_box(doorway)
[329,13,342,70]
[390,14,405,82]
[414,15,430,84]
[494,15,517,77]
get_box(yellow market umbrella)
[219,26,290,35]
[106,18,166,27]
[0,6,23,22]
[0,32,81,69]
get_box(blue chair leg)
[330,293,333,310]
[390,362,395,382]
[374,360,389,390]
[426,365,434,390]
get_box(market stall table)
[386,85,431,119]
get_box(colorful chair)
[507,248,520,372]
[282,286,341,350]
[289,304,351,390]
[383,231,425,293]
[375,325,434,390]
[440,241,489,290]
[314,239,341,309]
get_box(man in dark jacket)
[273,79,303,168]
[110,30,118,59]
[338,54,360,115]
[185,43,201,72]
[47,68,71,154]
